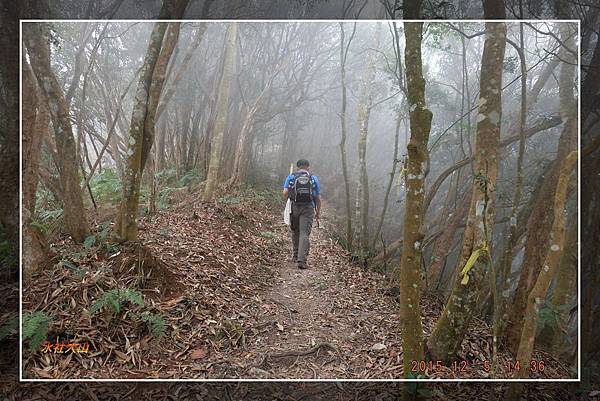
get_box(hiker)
[282,159,321,269]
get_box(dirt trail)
[225,221,407,379]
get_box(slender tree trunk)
[203,23,237,201]
[356,26,379,252]
[398,20,432,378]
[156,24,208,120]
[156,116,167,171]
[278,110,296,182]
[505,151,577,388]
[339,22,355,252]
[178,103,191,176]
[118,20,175,240]
[496,22,528,355]
[373,108,403,247]
[427,194,469,286]
[22,57,49,282]
[427,21,506,362]
[228,105,257,187]
[118,0,189,238]
[548,218,577,354]
[24,22,90,243]
[141,22,181,173]
[506,22,577,353]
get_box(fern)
[89,168,121,204]
[31,208,63,234]
[23,311,51,350]
[83,234,96,250]
[176,168,202,189]
[158,187,175,209]
[155,167,177,184]
[140,312,165,338]
[89,289,144,316]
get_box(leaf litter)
[22,189,572,380]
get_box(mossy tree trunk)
[203,22,238,201]
[398,20,432,378]
[427,21,506,362]
[118,0,189,240]
[23,22,90,243]
[118,21,169,240]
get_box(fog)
[39,21,572,267]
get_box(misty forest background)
[8,0,590,390]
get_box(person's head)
[296,159,310,170]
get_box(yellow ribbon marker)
[460,243,489,285]
[396,167,407,196]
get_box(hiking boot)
[297,261,307,269]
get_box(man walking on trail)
[283,159,321,269]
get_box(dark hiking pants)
[290,203,315,264]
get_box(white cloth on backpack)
[283,198,292,225]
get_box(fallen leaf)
[371,343,387,351]
[32,367,54,379]
[191,348,207,360]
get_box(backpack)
[289,172,314,204]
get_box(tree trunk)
[141,22,181,173]
[178,103,192,176]
[398,20,432,377]
[156,116,167,171]
[508,151,576,383]
[118,0,189,238]
[494,23,529,359]
[549,218,577,354]
[372,110,403,250]
[356,26,379,252]
[203,23,237,201]
[427,193,469,286]
[118,20,173,240]
[156,24,208,120]
[278,110,296,182]
[339,22,355,252]
[24,22,90,243]
[228,105,257,187]
[506,22,577,353]
[427,21,506,362]
[22,56,49,282]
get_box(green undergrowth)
[22,311,51,351]
[89,288,165,338]
[157,167,203,209]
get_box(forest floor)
[22,186,572,380]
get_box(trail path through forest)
[23,190,569,380]
[239,221,405,379]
